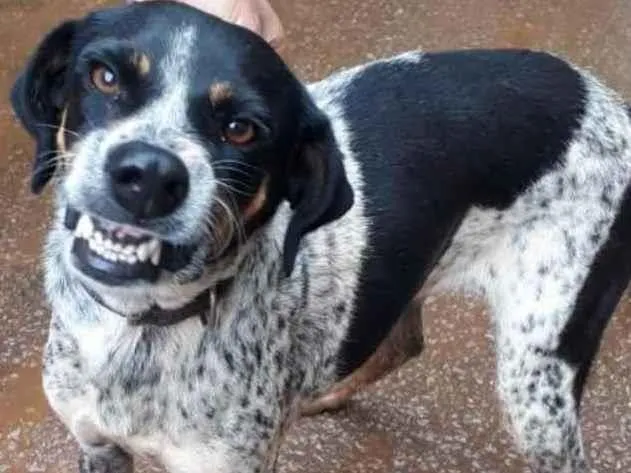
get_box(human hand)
[128,0,284,48]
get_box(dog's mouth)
[64,207,196,285]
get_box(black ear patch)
[282,105,354,276]
[10,20,78,194]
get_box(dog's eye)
[90,64,119,95]
[222,120,256,146]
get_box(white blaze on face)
[63,25,217,244]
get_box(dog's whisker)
[204,193,247,259]
[21,152,76,186]
[212,167,258,180]
[34,122,81,138]
[215,180,253,197]
[212,159,262,171]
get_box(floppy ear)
[10,20,78,194]
[282,102,354,276]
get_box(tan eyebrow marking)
[209,81,233,106]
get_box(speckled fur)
[426,74,631,472]
[18,10,631,473]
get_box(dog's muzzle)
[63,141,202,285]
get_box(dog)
[10,2,631,472]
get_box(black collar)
[82,279,233,327]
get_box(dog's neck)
[80,278,234,327]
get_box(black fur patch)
[337,50,586,376]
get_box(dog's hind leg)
[494,310,589,473]
[487,190,631,472]
[301,294,425,416]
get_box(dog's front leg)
[78,445,133,473]
[301,295,425,415]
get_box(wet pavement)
[1,0,631,472]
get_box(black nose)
[106,141,189,219]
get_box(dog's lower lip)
[64,207,197,283]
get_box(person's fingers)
[128,0,236,19]
[231,0,284,48]
[126,0,284,48]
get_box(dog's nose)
[106,141,189,219]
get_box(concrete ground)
[1,0,630,472]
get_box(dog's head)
[11,1,353,309]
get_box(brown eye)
[91,64,119,94]
[222,120,256,145]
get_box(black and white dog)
[10,2,631,472]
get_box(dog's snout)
[106,142,189,219]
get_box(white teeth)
[75,214,94,239]
[137,242,150,262]
[151,249,161,266]
[147,238,160,255]
[148,239,162,266]
[74,213,163,267]
[123,245,136,255]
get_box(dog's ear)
[10,20,78,194]
[282,100,354,277]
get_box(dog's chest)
[42,315,215,451]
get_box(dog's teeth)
[148,239,161,266]
[78,219,162,266]
[137,242,150,262]
[122,245,135,255]
[75,214,94,239]
[147,238,159,253]
[150,249,161,266]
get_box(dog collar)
[82,279,232,327]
